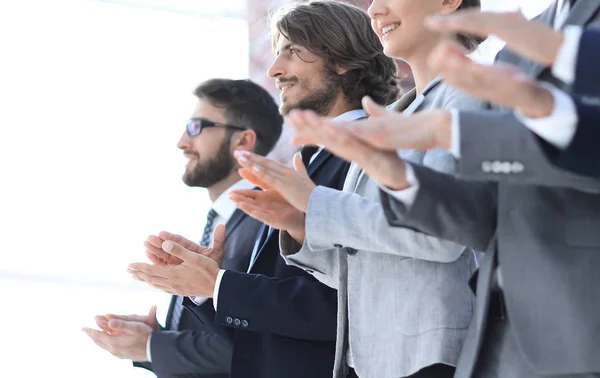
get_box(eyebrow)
[276,43,295,56]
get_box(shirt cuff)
[552,26,583,84]
[379,162,420,206]
[146,332,152,362]
[212,269,227,311]
[514,83,578,149]
[449,108,461,158]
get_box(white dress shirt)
[145,179,255,362]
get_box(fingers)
[95,315,117,334]
[234,197,278,225]
[426,10,561,65]
[362,96,388,117]
[83,327,111,350]
[234,151,298,193]
[105,313,147,323]
[107,319,147,335]
[144,235,183,265]
[238,168,272,189]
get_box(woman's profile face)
[368,0,459,60]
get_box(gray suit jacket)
[381,1,600,376]
[135,209,263,378]
[280,80,486,378]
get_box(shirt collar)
[332,109,368,122]
[212,179,255,222]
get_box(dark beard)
[182,133,235,188]
[280,69,342,116]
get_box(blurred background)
[0,0,552,376]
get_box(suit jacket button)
[346,247,358,255]
[334,244,343,248]
[226,316,233,325]
[234,318,241,326]
[241,319,249,328]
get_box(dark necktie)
[168,208,218,330]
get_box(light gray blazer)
[280,80,487,378]
[380,2,600,376]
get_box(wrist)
[432,109,452,150]
[517,85,554,119]
[288,226,306,245]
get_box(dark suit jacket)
[134,209,262,378]
[381,1,600,377]
[187,149,350,378]
[541,96,600,178]
[573,27,600,96]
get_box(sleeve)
[302,181,466,262]
[144,327,232,378]
[456,108,600,191]
[539,97,600,178]
[380,164,499,253]
[213,269,338,341]
[514,84,578,149]
[279,230,339,290]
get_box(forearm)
[458,109,600,191]
[306,185,466,262]
[381,164,499,253]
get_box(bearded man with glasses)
[84,78,283,378]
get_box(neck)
[207,171,242,203]
[405,51,440,96]
[325,95,360,118]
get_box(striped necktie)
[168,208,218,330]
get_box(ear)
[334,64,349,75]
[231,129,257,153]
[440,0,463,15]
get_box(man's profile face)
[176,99,236,188]
[267,34,341,116]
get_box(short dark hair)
[455,0,485,52]
[270,0,400,107]
[194,79,283,156]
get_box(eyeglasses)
[186,117,248,137]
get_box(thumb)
[292,152,308,176]
[211,224,226,259]
[148,305,157,321]
[362,96,388,117]
[162,241,194,262]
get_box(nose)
[368,0,388,20]
[176,130,190,150]
[267,55,286,79]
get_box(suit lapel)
[306,148,334,178]
[224,209,245,243]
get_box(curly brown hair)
[270,0,400,107]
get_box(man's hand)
[145,228,226,267]
[426,10,564,66]
[233,151,316,213]
[428,40,555,119]
[128,228,225,297]
[285,109,416,190]
[95,306,160,336]
[83,319,153,362]
[297,99,452,152]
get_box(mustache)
[277,77,298,85]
